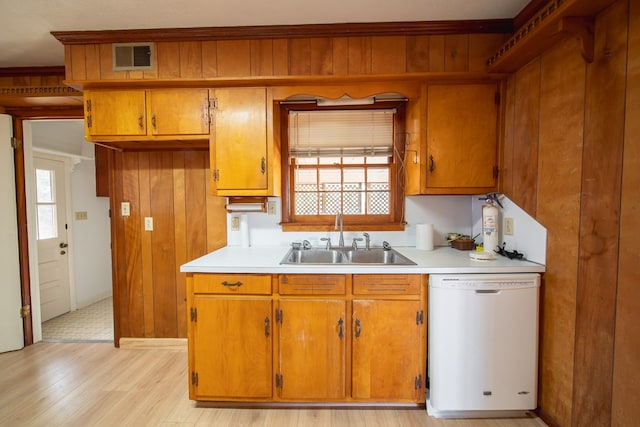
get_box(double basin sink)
[280,247,416,265]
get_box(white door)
[34,156,71,322]
[0,114,24,353]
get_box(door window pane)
[35,168,58,240]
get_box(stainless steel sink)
[282,248,345,264]
[280,247,416,265]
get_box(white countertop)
[180,246,545,274]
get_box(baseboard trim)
[119,338,187,349]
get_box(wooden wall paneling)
[612,0,640,423]
[511,59,541,216]
[179,41,203,79]
[157,42,181,79]
[573,1,628,425]
[70,45,87,81]
[500,75,516,196]
[272,39,290,76]
[94,145,111,197]
[468,33,506,72]
[288,38,312,75]
[120,153,145,337]
[535,37,586,427]
[183,151,209,335]
[64,46,73,81]
[84,44,102,80]
[310,38,333,76]
[149,152,178,338]
[110,152,124,345]
[201,41,218,78]
[371,36,407,75]
[428,35,445,72]
[205,177,227,252]
[137,153,155,338]
[348,37,372,75]
[444,34,469,72]
[172,152,187,338]
[216,40,252,77]
[251,39,274,77]
[406,36,429,73]
[332,37,349,76]
[99,43,120,80]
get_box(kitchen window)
[280,100,406,231]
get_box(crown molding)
[52,20,514,45]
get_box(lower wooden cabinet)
[190,297,273,400]
[187,272,426,404]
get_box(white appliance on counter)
[427,273,540,419]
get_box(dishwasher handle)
[475,289,500,294]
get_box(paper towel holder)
[225,196,267,213]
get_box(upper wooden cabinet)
[83,88,210,144]
[406,82,500,195]
[210,87,281,196]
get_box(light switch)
[144,217,153,231]
[121,202,131,216]
[504,217,514,235]
[75,211,88,220]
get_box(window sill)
[281,222,406,232]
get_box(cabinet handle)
[338,318,344,339]
[429,155,435,172]
[264,317,270,337]
[355,318,362,339]
[260,157,266,175]
[151,114,157,130]
[221,281,243,288]
[138,115,144,130]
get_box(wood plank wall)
[109,150,226,341]
[63,34,506,81]
[612,1,640,425]
[502,0,638,425]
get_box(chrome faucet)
[335,213,344,247]
[362,232,371,250]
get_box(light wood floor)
[0,343,547,427]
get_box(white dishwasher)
[427,273,540,419]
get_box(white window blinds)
[289,109,395,157]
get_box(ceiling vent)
[112,43,155,71]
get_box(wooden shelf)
[487,0,615,72]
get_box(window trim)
[279,100,407,232]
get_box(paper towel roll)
[416,223,434,251]
[240,214,250,248]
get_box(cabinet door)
[191,297,272,399]
[425,83,499,192]
[147,89,210,136]
[278,299,346,400]
[352,300,425,401]
[85,90,147,137]
[212,87,268,191]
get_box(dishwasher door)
[427,274,540,418]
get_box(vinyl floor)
[41,297,114,342]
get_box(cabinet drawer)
[353,274,422,295]
[193,274,272,295]
[279,274,346,295]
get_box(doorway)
[24,119,113,343]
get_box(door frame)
[24,125,77,341]
[11,109,83,345]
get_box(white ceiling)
[1,0,530,68]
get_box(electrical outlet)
[230,216,240,231]
[121,202,130,216]
[144,217,153,231]
[504,217,514,235]
[267,201,277,215]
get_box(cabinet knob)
[138,115,144,130]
